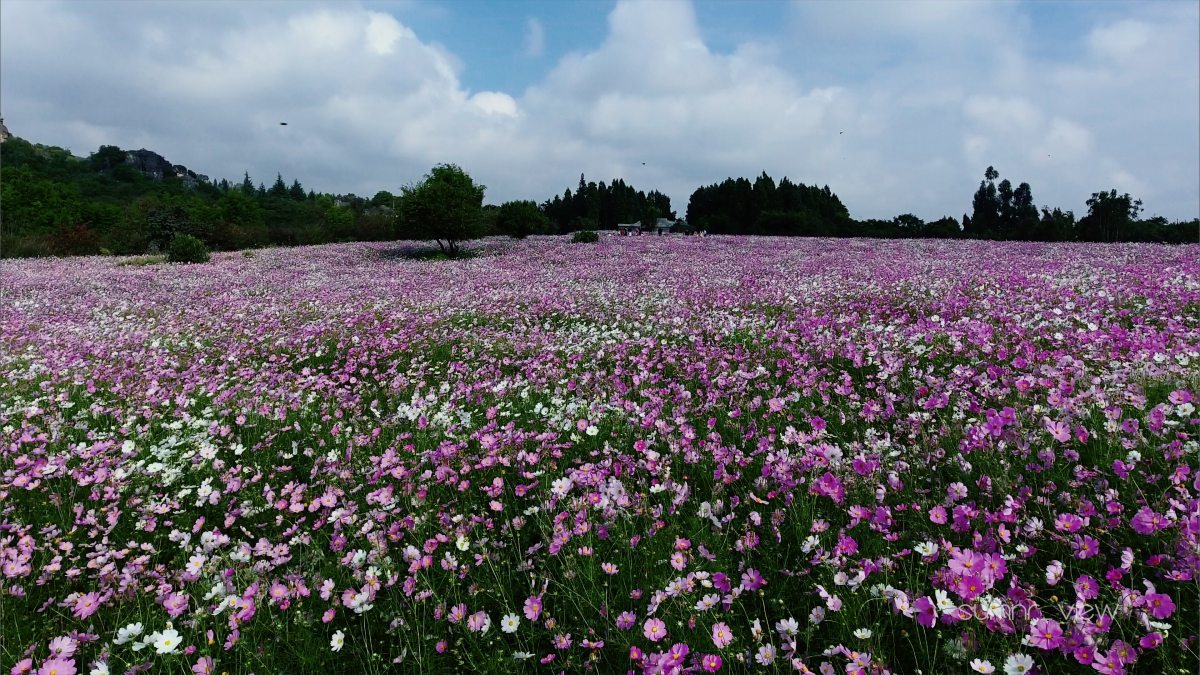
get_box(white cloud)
[1087,19,1152,62]
[524,17,544,58]
[0,0,1195,221]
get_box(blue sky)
[2,0,1197,221]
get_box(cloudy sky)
[2,0,1197,221]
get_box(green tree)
[496,200,553,239]
[398,164,486,257]
[269,173,288,198]
[90,145,126,172]
[967,166,1001,238]
[1079,190,1141,242]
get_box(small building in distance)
[617,222,642,236]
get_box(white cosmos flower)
[150,628,181,654]
[550,477,573,496]
[113,622,144,645]
[331,629,345,652]
[853,628,873,639]
[501,613,520,633]
[1003,653,1034,675]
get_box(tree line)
[1,134,1196,259]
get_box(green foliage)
[687,172,850,235]
[166,233,210,264]
[495,200,554,239]
[398,164,486,256]
[1079,189,1142,242]
[116,255,166,267]
[542,174,673,232]
[571,229,599,243]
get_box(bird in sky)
[280,122,288,126]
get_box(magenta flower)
[700,654,723,672]
[643,618,667,642]
[1074,574,1099,601]
[913,596,937,628]
[1145,592,1175,619]
[192,657,215,675]
[1073,534,1100,559]
[1130,507,1165,535]
[1028,618,1064,650]
[1055,513,1084,532]
[740,568,765,591]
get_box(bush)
[572,230,599,243]
[166,233,210,263]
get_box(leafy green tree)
[398,164,486,257]
[289,179,306,200]
[90,145,126,172]
[496,200,553,239]
[1079,190,1142,242]
[1036,207,1075,242]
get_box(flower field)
[1,236,1198,674]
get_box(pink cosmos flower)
[192,657,215,675]
[616,611,637,629]
[163,591,189,617]
[1139,632,1163,649]
[700,653,722,672]
[948,549,984,576]
[1074,574,1099,601]
[643,618,667,642]
[1044,417,1071,442]
[665,643,689,665]
[36,659,76,675]
[928,506,948,525]
[467,611,490,633]
[47,637,77,658]
[711,622,733,648]
[71,593,100,620]
[523,595,543,621]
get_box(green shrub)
[571,230,599,243]
[166,233,210,263]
